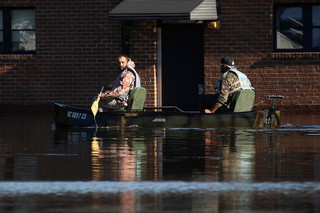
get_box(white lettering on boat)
[67,111,87,120]
[152,117,165,123]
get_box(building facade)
[1,0,320,110]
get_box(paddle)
[91,86,104,117]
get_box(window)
[274,4,320,52]
[0,8,36,53]
[312,6,320,48]
[0,10,3,51]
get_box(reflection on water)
[1,181,320,195]
[0,109,320,212]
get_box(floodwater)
[0,108,320,212]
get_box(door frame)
[156,25,163,107]
[156,22,204,109]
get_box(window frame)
[0,7,36,54]
[273,3,320,52]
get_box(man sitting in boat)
[97,55,141,111]
[199,57,253,113]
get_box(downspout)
[156,22,162,107]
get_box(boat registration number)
[67,111,87,120]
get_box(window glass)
[276,7,302,28]
[276,7,303,49]
[0,10,3,29]
[312,6,320,26]
[10,9,36,51]
[11,9,35,29]
[0,31,3,51]
[313,29,320,48]
[12,31,36,51]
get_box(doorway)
[161,24,204,111]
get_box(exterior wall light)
[207,20,220,29]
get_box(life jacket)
[112,66,141,101]
[216,67,252,93]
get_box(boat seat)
[230,89,255,112]
[127,87,147,111]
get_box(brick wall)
[204,0,320,109]
[121,20,158,107]
[0,0,158,108]
[1,0,122,106]
[1,0,320,110]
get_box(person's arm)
[205,72,238,113]
[205,103,221,113]
[99,71,135,99]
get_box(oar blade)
[91,97,100,117]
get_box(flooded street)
[0,108,320,212]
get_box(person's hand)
[205,104,221,113]
[99,91,110,98]
[205,109,213,113]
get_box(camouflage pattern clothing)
[199,70,242,113]
[100,70,135,108]
[217,71,241,106]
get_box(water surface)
[0,109,319,212]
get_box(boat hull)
[124,111,258,128]
[54,103,132,127]
[53,102,263,128]
[54,103,95,126]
